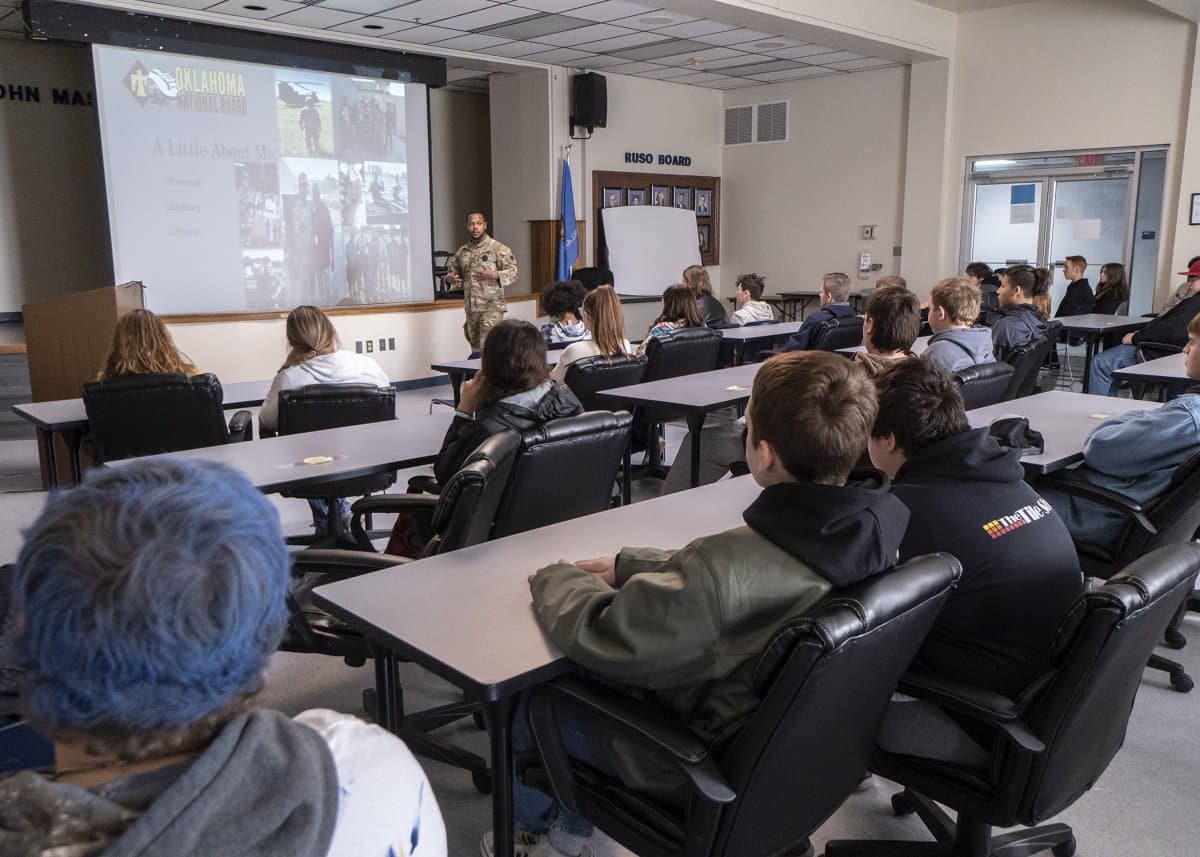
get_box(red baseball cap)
[1179,260,1200,276]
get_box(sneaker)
[480,830,593,857]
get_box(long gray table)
[597,363,760,489]
[1057,314,1151,393]
[718,320,804,363]
[430,357,560,406]
[120,413,452,493]
[312,475,761,857]
[966,391,1159,474]
[1114,352,1190,398]
[12,379,272,488]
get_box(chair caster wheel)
[1163,628,1186,650]
[1053,835,1077,856]
[891,792,916,816]
[472,769,493,794]
[1170,672,1194,693]
[473,709,487,730]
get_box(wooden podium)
[23,281,144,483]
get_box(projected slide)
[92,44,432,314]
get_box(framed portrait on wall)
[651,185,669,206]
[673,187,693,210]
[626,189,647,206]
[694,189,712,216]
[602,187,623,208]
[697,224,711,253]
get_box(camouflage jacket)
[449,235,517,312]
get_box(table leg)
[734,341,744,365]
[450,372,464,406]
[687,412,706,488]
[65,429,83,485]
[483,695,518,857]
[1080,333,1097,395]
[38,428,58,490]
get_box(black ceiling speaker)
[571,72,607,135]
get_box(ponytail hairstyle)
[281,305,340,371]
[582,285,629,358]
[99,309,198,380]
[1004,264,1050,300]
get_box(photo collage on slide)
[239,72,412,309]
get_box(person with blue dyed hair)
[0,459,445,857]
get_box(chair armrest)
[407,474,442,495]
[897,669,1044,753]
[529,674,736,805]
[348,494,438,552]
[228,410,254,442]
[1036,472,1156,537]
[1135,340,1183,358]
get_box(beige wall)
[721,67,910,297]
[0,39,112,313]
[429,88,492,255]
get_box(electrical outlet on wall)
[365,341,373,353]
[355,340,363,354]
[860,225,876,240]
[388,338,395,350]
[379,338,386,351]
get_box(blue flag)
[557,157,578,281]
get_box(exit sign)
[1077,154,1101,166]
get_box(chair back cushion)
[642,328,722,383]
[810,316,865,352]
[277,384,395,434]
[1017,543,1200,821]
[492,411,633,539]
[1001,321,1061,400]
[954,361,1016,410]
[82,373,229,464]
[426,429,522,556]
[563,356,647,412]
[707,553,961,856]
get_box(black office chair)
[1036,448,1200,692]
[954,362,1015,410]
[82,372,252,464]
[811,315,866,352]
[433,250,462,299]
[519,553,961,857]
[825,543,1200,857]
[563,355,647,412]
[573,266,615,290]
[275,383,396,549]
[999,321,1061,400]
[636,328,723,473]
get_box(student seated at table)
[1039,313,1200,552]
[728,272,776,325]
[965,262,1002,314]
[988,264,1051,361]
[539,280,590,346]
[635,283,705,355]
[492,352,908,857]
[434,319,583,486]
[259,305,390,533]
[1163,256,1200,311]
[854,284,920,376]
[868,359,1082,701]
[1092,262,1130,315]
[0,459,446,857]
[97,308,199,380]
[1056,255,1095,318]
[684,264,727,328]
[549,285,632,383]
[781,272,855,351]
[1088,264,1200,396]
[922,277,996,372]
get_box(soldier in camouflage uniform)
[447,212,518,351]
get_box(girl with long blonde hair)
[98,309,197,380]
[550,285,633,381]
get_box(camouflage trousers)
[464,307,506,351]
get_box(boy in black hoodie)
[868,359,1083,762]
[489,352,909,857]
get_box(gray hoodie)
[730,300,776,326]
[923,326,996,373]
[259,350,390,432]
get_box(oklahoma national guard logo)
[123,60,153,106]
[122,61,179,108]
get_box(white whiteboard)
[602,206,702,297]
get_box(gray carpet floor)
[1,380,1195,857]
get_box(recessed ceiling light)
[363,23,383,29]
[755,41,786,49]
[639,15,673,25]
[242,4,267,10]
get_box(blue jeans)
[1088,344,1138,397]
[512,692,611,840]
[307,497,350,532]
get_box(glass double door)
[966,174,1133,315]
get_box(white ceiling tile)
[379,0,489,22]
[652,19,734,39]
[698,52,770,70]
[573,54,631,68]
[634,65,695,79]
[435,32,514,50]
[705,77,762,89]
[569,1,656,23]
[144,0,222,10]
[655,45,743,66]
[320,0,410,14]
[692,27,770,46]
[479,39,556,57]
[441,4,542,29]
[771,43,844,59]
[667,70,728,84]
[204,0,302,20]
[328,15,413,35]
[514,0,592,10]
[603,60,662,74]
[827,57,896,70]
[521,46,594,63]
[535,22,633,47]
[609,8,697,30]
[383,23,463,42]
[739,36,809,50]
[270,5,361,26]
[807,50,866,64]
[750,67,840,81]
[580,30,663,52]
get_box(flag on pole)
[557,156,578,281]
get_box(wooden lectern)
[23,281,144,483]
